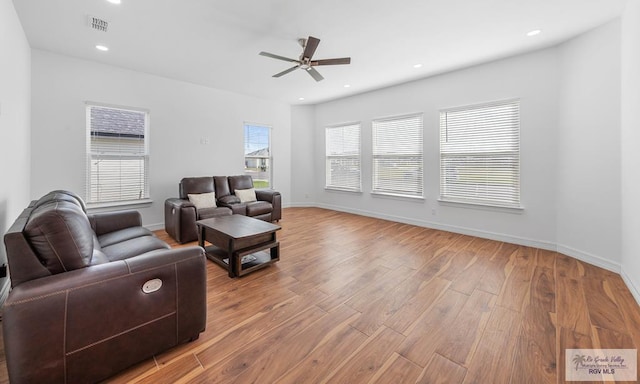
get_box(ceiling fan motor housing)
[259,35,350,82]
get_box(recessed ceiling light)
[106,0,121,4]
[95,45,109,51]
[298,97,305,101]
[526,29,542,37]
[344,84,351,88]
[413,64,423,68]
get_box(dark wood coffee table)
[196,215,281,277]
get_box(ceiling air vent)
[88,15,109,32]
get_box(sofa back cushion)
[228,175,254,194]
[34,190,87,212]
[24,200,95,274]
[213,176,231,198]
[179,177,214,199]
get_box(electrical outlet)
[431,209,436,216]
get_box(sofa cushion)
[91,248,110,265]
[197,206,232,220]
[235,188,257,203]
[102,236,170,262]
[179,177,214,199]
[218,195,240,205]
[213,176,231,197]
[91,233,109,265]
[188,192,217,209]
[228,175,254,193]
[97,226,155,248]
[229,203,247,216]
[34,190,87,212]
[24,201,94,274]
[246,201,272,216]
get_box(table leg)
[227,239,237,278]
[198,226,205,247]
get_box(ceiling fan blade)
[306,67,324,82]
[273,65,299,78]
[311,57,351,66]
[302,36,320,60]
[259,51,298,63]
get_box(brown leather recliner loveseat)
[2,190,207,384]
[164,175,282,243]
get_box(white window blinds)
[86,105,149,204]
[439,99,520,208]
[326,123,361,191]
[244,124,272,188]
[372,114,423,197]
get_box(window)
[439,99,520,208]
[86,104,149,205]
[325,123,361,191]
[372,114,423,197]
[244,123,271,188]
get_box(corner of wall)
[0,0,32,306]
[620,0,640,306]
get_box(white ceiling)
[13,0,628,105]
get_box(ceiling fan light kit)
[259,36,351,82]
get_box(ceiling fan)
[259,36,351,82]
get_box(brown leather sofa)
[164,175,282,243]
[2,190,206,384]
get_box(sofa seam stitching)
[65,312,177,356]
[4,254,202,305]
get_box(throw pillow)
[188,192,217,210]
[235,188,257,203]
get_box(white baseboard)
[555,244,621,274]
[151,202,640,306]
[286,202,316,208]
[314,202,557,252]
[620,270,640,306]
[146,222,165,231]
[310,203,640,304]
[145,202,312,231]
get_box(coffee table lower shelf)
[203,241,279,277]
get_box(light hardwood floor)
[1,207,639,383]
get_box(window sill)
[87,198,153,212]
[371,191,425,202]
[437,198,524,213]
[325,187,363,194]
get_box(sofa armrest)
[164,198,198,243]
[88,210,143,236]
[2,246,206,384]
[256,189,282,221]
[165,197,195,210]
[255,188,279,203]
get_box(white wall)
[556,20,622,271]
[290,105,316,205]
[309,48,560,249]
[295,19,627,276]
[19,5,637,300]
[30,50,292,228]
[0,0,31,294]
[621,0,640,302]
